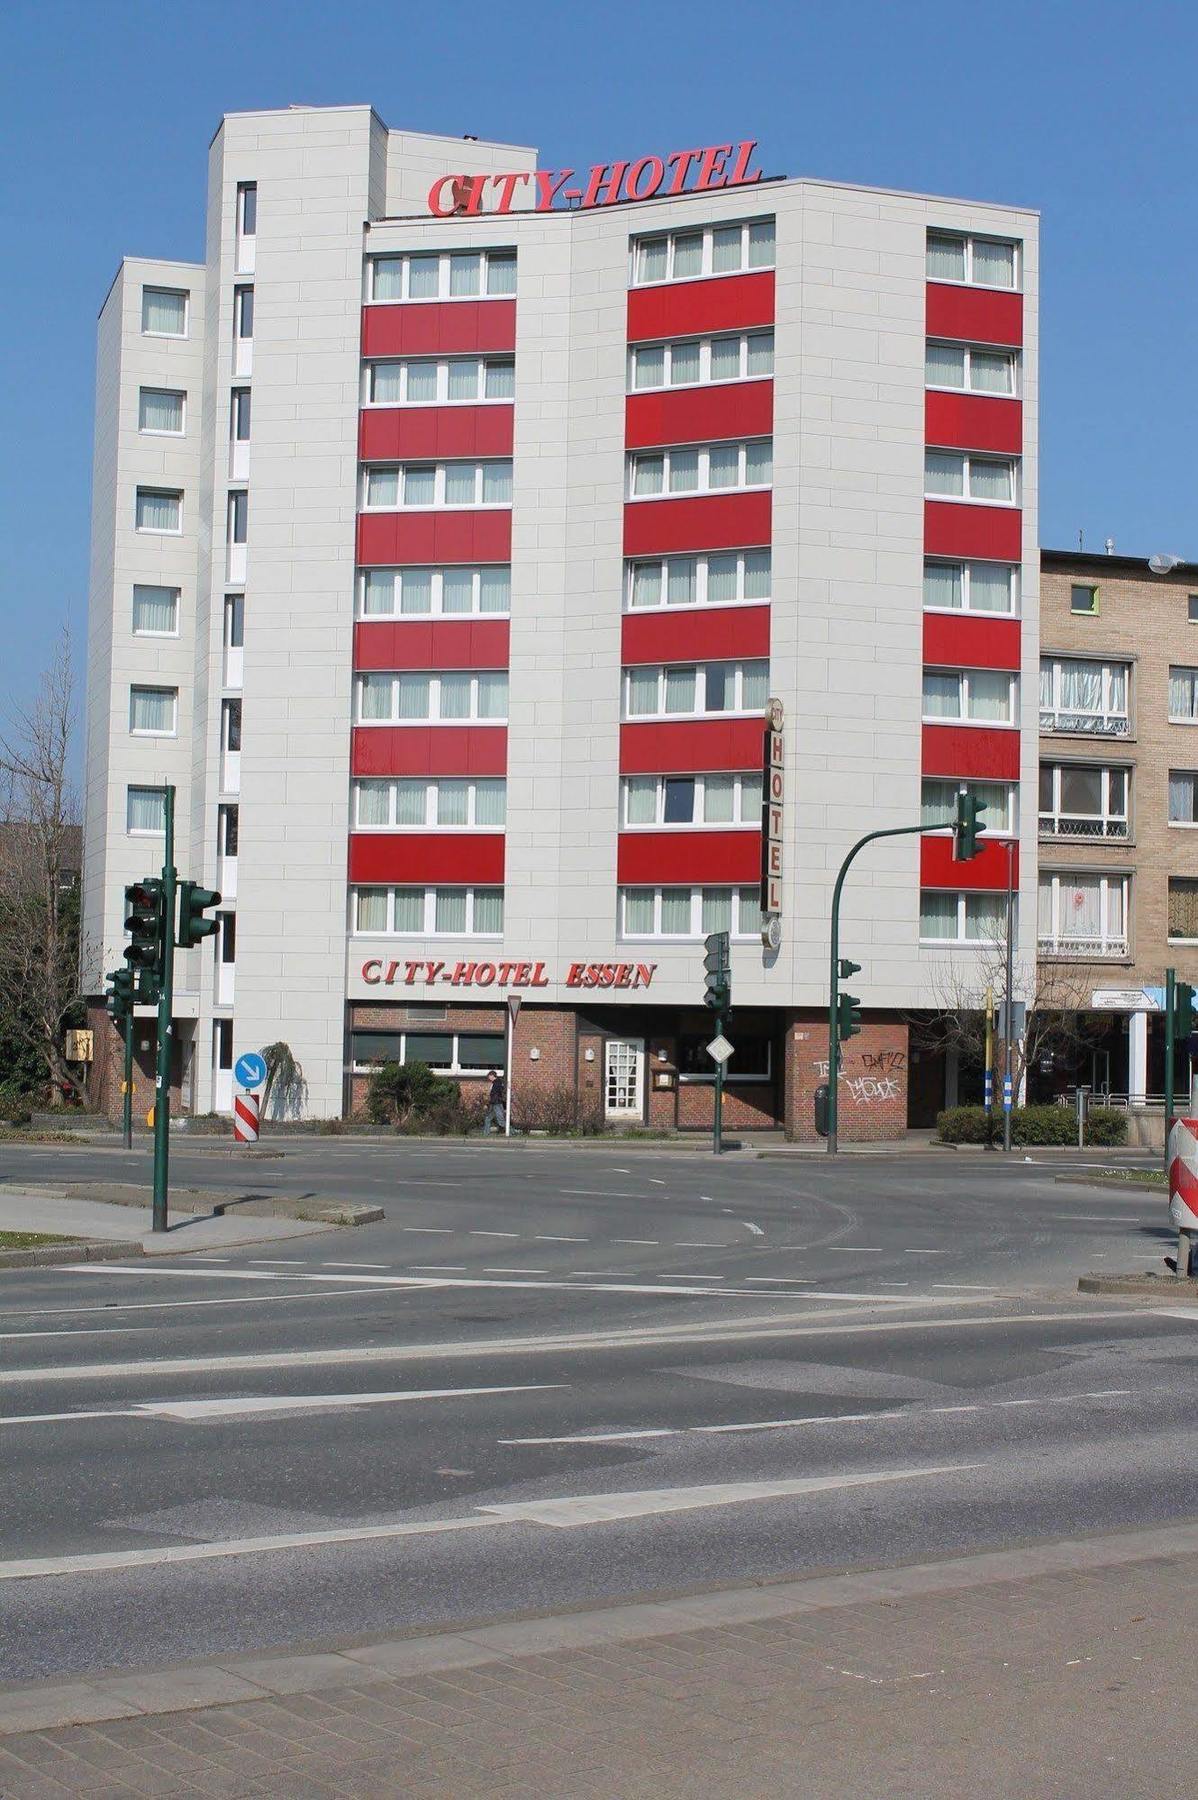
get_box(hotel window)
[351,1029,506,1074]
[359,565,511,617]
[353,777,506,829]
[368,249,516,303]
[231,388,251,442]
[919,891,1007,944]
[678,1034,772,1083]
[1039,873,1129,957]
[920,779,1015,836]
[1168,770,1198,826]
[618,885,763,939]
[1041,657,1130,736]
[621,772,763,828]
[129,685,177,736]
[126,786,167,834]
[924,451,1017,505]
[138,388,185,434]
[141,286,188,336]
[1169,878,1198,943]
[922,668,1017,726]
[1169,666,1198,722]
[351,885,504,936]
[364,357,515,405]
[923,559,1018,615]
[925,231,1019,289]
[361,461,513,509]
[622,659,769,720]
[626,549,770,610]
[627,330,774,391]
[1071,584,1099,616]
[355,669,509,724]
[227,490,248,544]
[924,343,1017,396]
[131,584,179,636]
[236,182,257,237]
[135,488,182,533]
[1039,764,1129,839]
[233,285,254,340]
[631,218,775,285]
[626,440,772,499]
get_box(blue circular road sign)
[235,1051,268,1090]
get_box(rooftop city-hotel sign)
[427,142,763,217]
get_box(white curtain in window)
[1062,878,1101,939]
[371,364,404,403]
[395,674,428,720]
[633,455,664,496]
[671,341,701,384]
[704,777,735,823]
[403,467,435,506]
[625,778,657,824]
[127,787,166,832]
[474,781,506,827]
[356,781,392,826]
[486,253,516,296]
[476,672,508,718]
[1170,772,1197,823]
[372,259,403,301]
[438,674,471,719]
[660,889,692,933]
[1037,879,1054,936]
[435,888,468,932]
[132,586,177,633]
[926,344,964,387]
[920,781,954,827]
[669,450,700,493]
[441,569,473,613]
[970,350,1013,394]
[480,567,510,612]
[355,889,389,933]
[393,889,425,931]
[745,441,772,485]
[969,564,1012,612]
[925,453,964,497]
[742,663,769,710]
[627,669,659,716]
[482,462,512,504]
[1060,661,1101,714]
[444,465,476,505]
[1170,668,1196,718]
[920,892,957,938]
[360,675,395,721]
[399,570,432,614]
[701,888,732,933]
[922,672,960,719]
[738,887,763,933]
[394,781,426,825]
[924,563,962,609]
[363,572,396,615]
[740,774,763,815]
[633,346,664,389]
[968,459,1012,502]
[667,558,697,604]
[437,781,469,826]
[672,233,704,277]
[623,888,655,932]
[1107,665,1127,713]
[965,895,1005,940]
[744,551,770,599]
[926,235,966,280]
[367,470,400,507]
[1106,880,1125,938]
[746,332,774,377]
[630,563,661,607]
[404,363,437,403]
[485,360,515,400]
[709,337,741,381]
[973,240,1015,287]
[449,254,481,296]
[406,257,440,298]
[664,667,697,713]
[747,221,775,267]
[711,227,741,273]
[473,890,503,934]
[447,360,479,402]
[968,671,1011,723]
[706,554,737,604]
[707,446,739,489]
[136,490,180,530]
[637,240,668,283]
[1040,662,1054,710]
[142,288,186,333]
[130,688,174,732]
[140,390,183,431]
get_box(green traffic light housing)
[177,881,222,949]
[1175,980,1196,1039]
[123,878,164,972]
[105,966,135,1023]
[838,958,862,980]
[837,991,862,1044]
[703,929,731,1012]
[953,791,987,861]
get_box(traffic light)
[177,881,222,949]
[837,991,862,1043]
[838,958,861,981]
[703,930,731,1013]
[105,966,134,1024]
[123,879,164,976]
[953,791,987,861]
[1175,980,1196,1038]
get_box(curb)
[56,1184,384,1228]
[1056,1173,1166,1194]
[1078,1272,1198,1300]
[0,1239,144,1271]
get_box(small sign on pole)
[234,1051,267,1090]
[706,1034,734,1065]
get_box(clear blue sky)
[2,0,1195,730]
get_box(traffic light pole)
[152,784,176,1233]
[122,1015,133,1151]
[713,1012,725,1156]
[1165,967,1175,1187]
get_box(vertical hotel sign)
[761,699,784,948]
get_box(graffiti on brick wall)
[860,1050,906,1074]
[846,1074,901,1105]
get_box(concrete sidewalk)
[0,1523,1193,1796]
[0,1191,335,1255]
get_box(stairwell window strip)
[368,249,517,303]
[135,488,182,533]
[626,549,771,610]
[354,777,507,830]
[618,886,763,939]
[623,660,769,720]
[920,779,1015,837]
[627,440,772,499]
[924,451,1018,505]
[628,331,774,391]
[362,462,513,509]
[925,231,1020,290]
[925,343,1018,395]
[622,772,764,828]
[364,357,516,406]
[922,668,1017,726]
[351,886,504,936]
[359,566,511,617]
[631,218,775,285]
[141,286,188,336]
[919,891,1008,944]
[131,585,180,636]
[923,559,1019,615]
[355,670,509,724]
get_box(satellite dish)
[1149,553,1183,574]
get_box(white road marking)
[190,1256,229,1263]
[933,1284,994,1291]
[1053,1214,1156,1224]
[839,1247,883,1253]
[470,1231,520,1239]
[0,1465,979,1581]
[323,1262,391,1270]
[649,1179,667,1186]
[675,1241,726,1248]
[741,1223,764,1237]
[485,1268,547,1276]
[408,1265,467,1273]
[0,1327,159,1340]
[535,1235,588,1243]
[570,1271,638,1279]
[0,1384,560,1429]
[904,1249,949,1255]
[1154,1309,1198,1321]
[743,1277,815,1285]
[248,1259,308,1267]
[401,1227,453,1235]
[0,1287,385,1321]
[614,1239,659,1246]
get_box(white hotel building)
[83,104,1039,1137]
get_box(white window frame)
[620,772,764,829]
[134,488,183,535]
[350,1027,507,1076]
[131,584,180,639]
[629,218,776,287]
[626,440,772,501]
[1169,665,1198,724]
[230,388,251,442]
[922,559,1020,617]
[924,342,1019,397]
[627,330,775,393]
[1040,656,1131,737]
[129,685,178,738]
[350,886,505,937]
[236,182,257,237]
[920,779,1017,838]
[126,786,167,835]
[233,284,253,340]
[921,668,1018,728]
[362,357,515,407]
[624,550,771,612]
[352,777,507,830]
[1168,769,1198,828]
[227,490,248,544]
[1168,878,1198,945]
[1039,764,1129,840]
[1038,872,1130,958]
[918,891,1009,946]
[140,286,189,338]
[925,231,1021,291]
[360,462,513,511]
[354,670,509,725]
[621,660,770,722]
[137,387,186,435]
[357,565,512,619]
[366,249,517,305]
[924,450,1018,507]
[617,886,763,940]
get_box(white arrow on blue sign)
[234,1052,268,1091]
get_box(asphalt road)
[2,1142,1192,1685]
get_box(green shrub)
[936,1103,1128,1147]
[365,1060,462,1130]
[1082,1106,1128,1147]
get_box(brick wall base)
[784,1013,909,1143]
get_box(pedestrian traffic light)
[177,881,222,949]
[123,879,164,976]
[105,966,134,1024]
[1175,980,1196,1038]
[837,991,862,1043]
[703,930,731,1012]
[953,791,987,861]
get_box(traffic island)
[1078,1271,1198,1301]
[0,1236,144,1270]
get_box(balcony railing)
[1038,815,1130,840]
[1038,934,1129,959]
[1040,708,1131,738]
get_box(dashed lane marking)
[1,1384,562,1430]
[470,1231,520,1239]
[614,1239,659,1246]
[323,1262,391,1270]
[535,1235,588,1243]
[741,1223,764,1237]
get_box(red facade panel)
[354,619,510,671]
[923,502,1022,563]
[623,492,772,557]
[361,301,516,358]
[357,511,512,567]
[621,605,770,666]
[348,832,505,885]
[925,283,1023,348]
[626,272,775,343]
[351,726,508,778]
[359,406,514,461]
[924,391,1021,456]
[921,723,1020,780]
[619,718,765,775]
[919,834,1018,892]
[625,381,773,450]
[921,612,1021,671]
[617,830,761,885]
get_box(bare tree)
[909,949,1102,1100]
[0,629,89,1104]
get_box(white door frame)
[604,1036,645,1121]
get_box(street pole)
[1002,840,1015,1154]
[983,983,994,1126]
[504,994,520,1138]
[713,1012,724,1156]
[122,1015,133,1151]
[152,784,176,1234]
[1164,967,1176,1186]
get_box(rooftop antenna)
[1078,528,1084,550]
[1149,553,1183,574]
[1104,537,1115,555]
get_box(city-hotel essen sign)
[428,141,762,216]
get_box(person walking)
[484,1068,507,1135]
